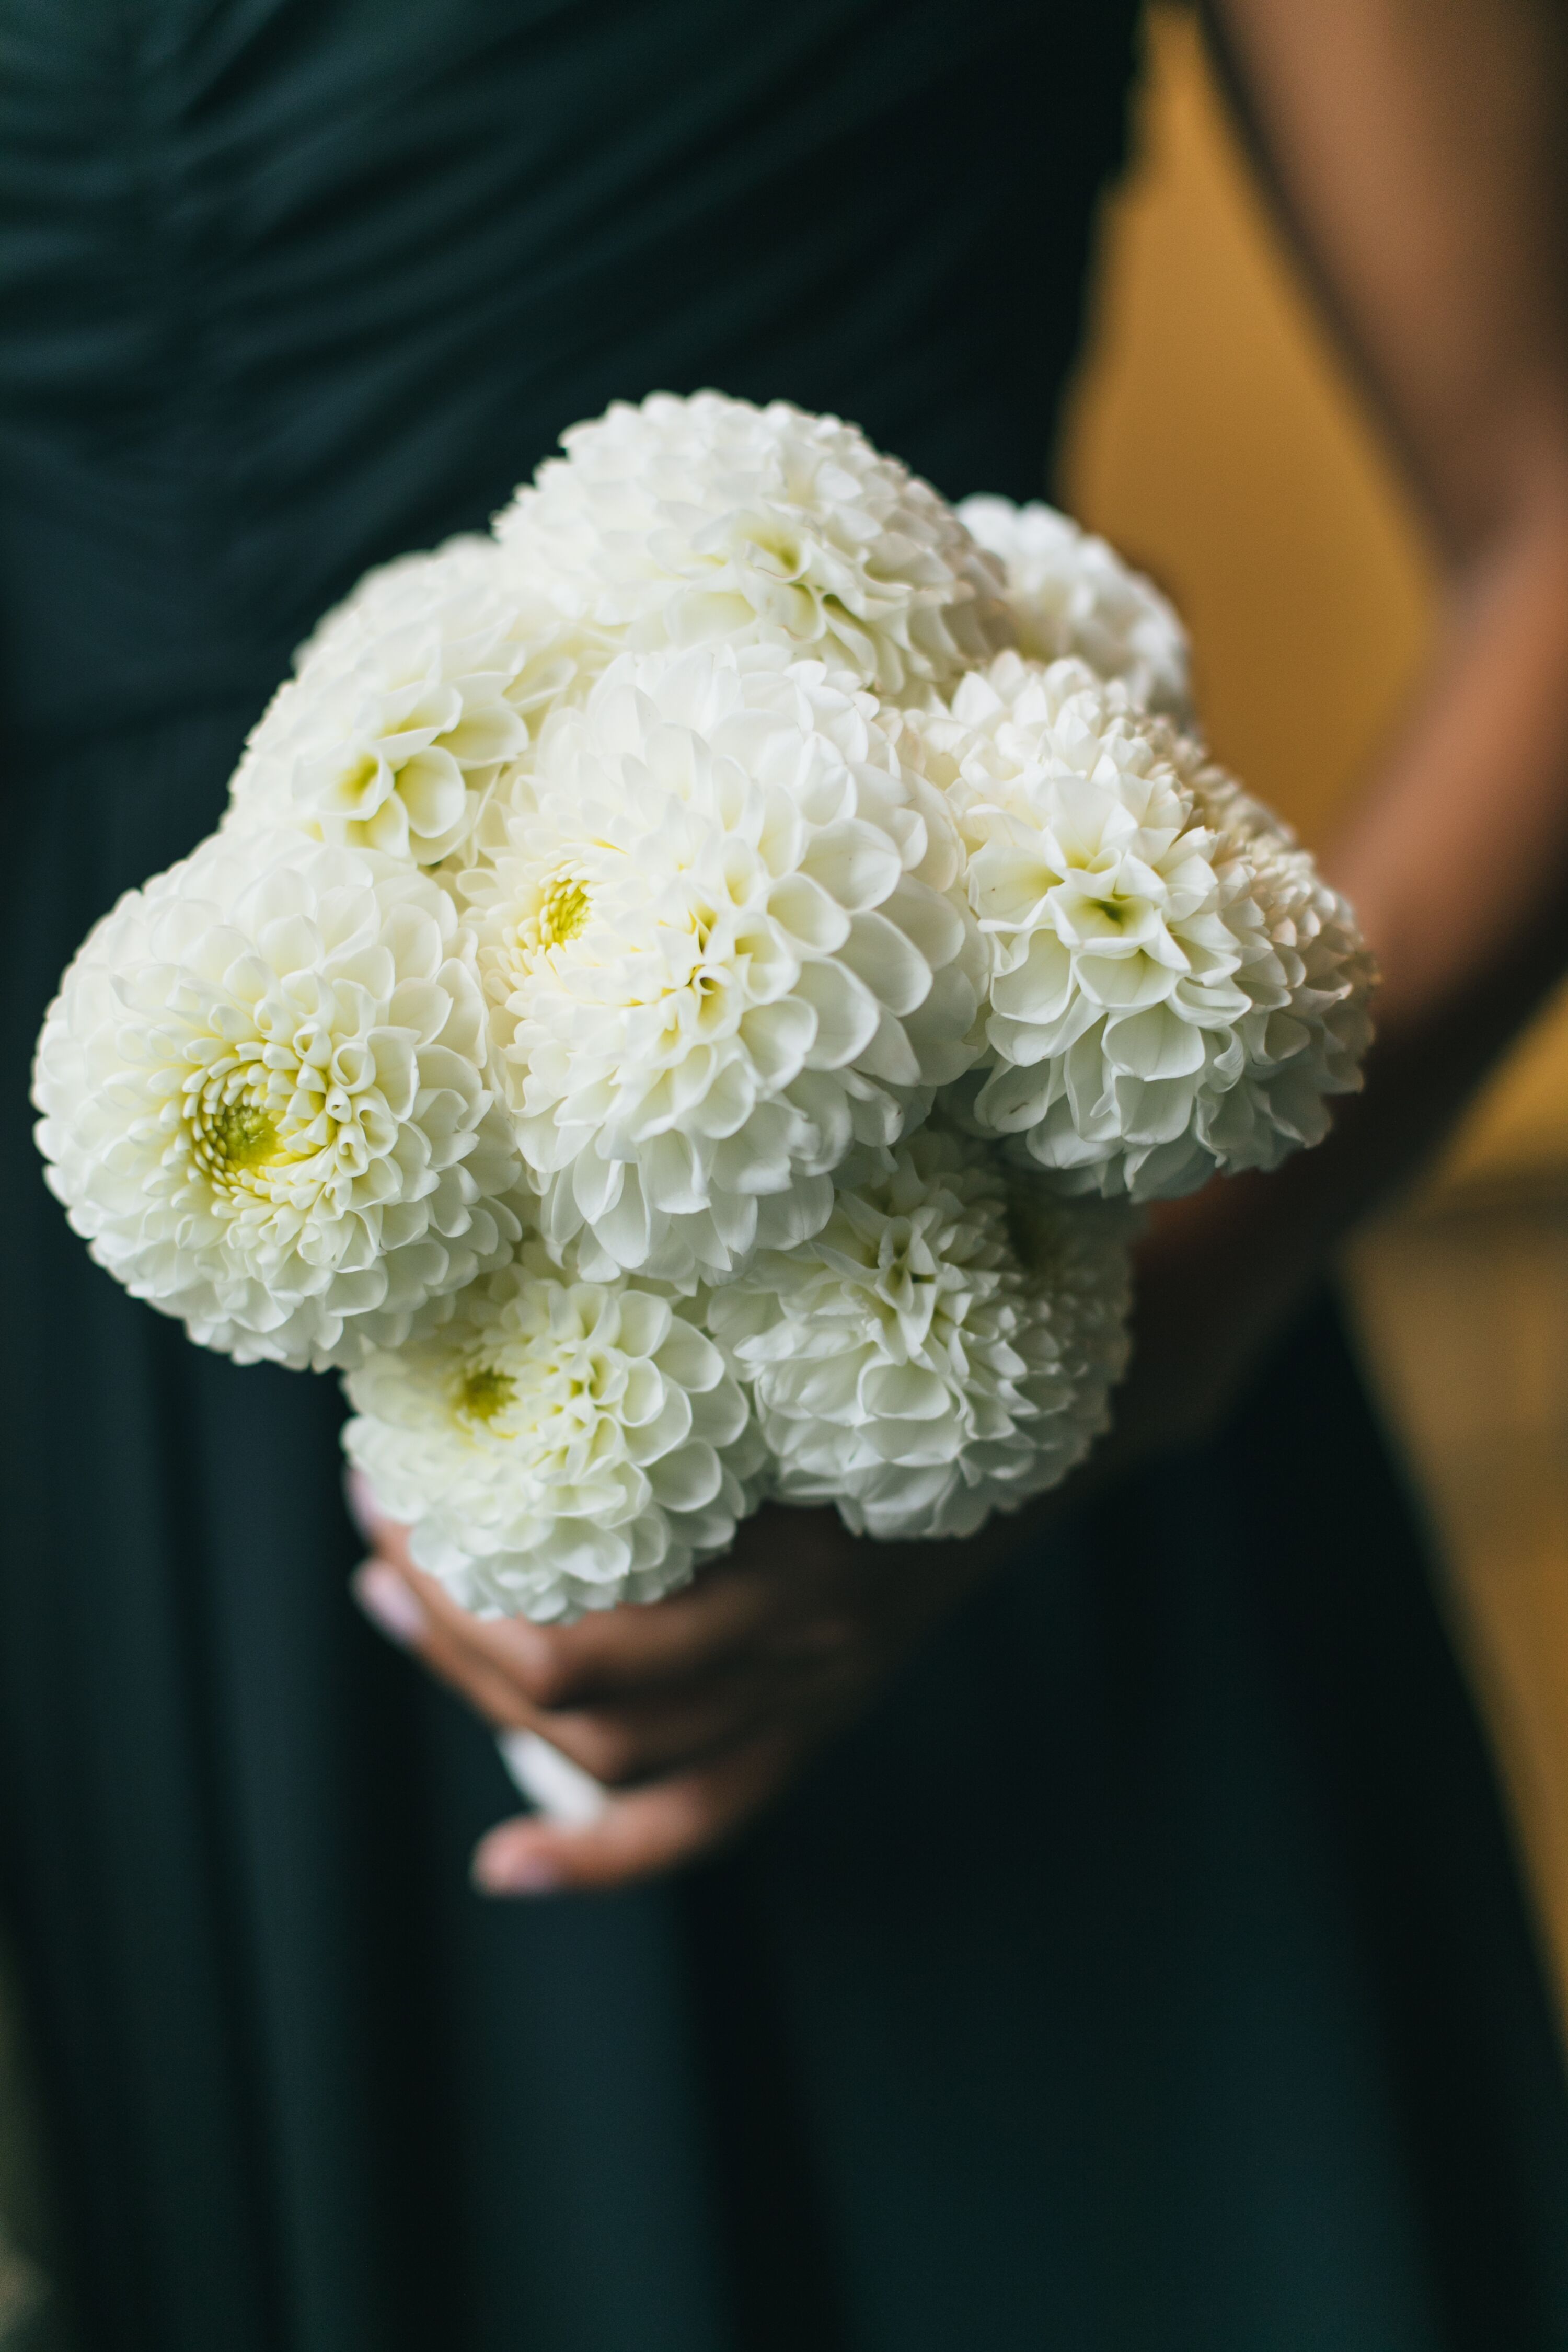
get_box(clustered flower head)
[708,1127,1134,1539]
[494,392,1013,700]
[228,536,612,867]
[957,495,1192,723]
[32,829,522,1369]
[911,653,1375,1200]
[343,1239,765,1620]
[459,641,984,1285]
[35,396,1373,1621]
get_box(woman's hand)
[351,1473,1001,1895]
[348,1168,1325,1898]
[357,0,1568,1899]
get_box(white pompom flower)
[916,654,1375,1200]
[32,828,522,1369]
[495,390,1012,700]
[457,642,986,1284]
[957,495,1192,723]
[228,536,609,868]
[342,1240,766,1622]
[707,1128,1134,1540]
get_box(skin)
[353,0,1568,1897]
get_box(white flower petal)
[458,643,982,1281]
[343,1239,766,1623]
[708,1127,1134,1539]
[498,391,1012,700]
[956,494,1193,722]
[908,653,1375,1200]
[225,537,611,868]
[32,828,523,1369]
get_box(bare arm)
[1125,0,1568,1431]
[355,0,1568,1892]
[1225,0,1568,1087]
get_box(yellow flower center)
[190,1086,284,1188]
[455,1363,515,1426]
[537,871,591,948]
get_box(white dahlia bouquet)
[34,391,1374,1632]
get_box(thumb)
[470,1725,804,1895]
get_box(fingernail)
[344,1467,385,1544]
[472,1838,566,1898]
[352,1560,428,1650]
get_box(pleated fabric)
[3,6,1567,2347]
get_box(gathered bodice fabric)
[0,0,1135,759]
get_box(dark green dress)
[4,6,1567,2347]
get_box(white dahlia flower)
[32,828,522,1369]
[457,643,986,1284]
[708,1129,1134,1540]
[956,495,1192,723]
[495,391,1012,700]
[342,1240,766,1622]
[917,654,1375,1199]
[228,537,608,867]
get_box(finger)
[470,1723,810,1895]
[345,1466,409,1555]
[468,1555,804,1705]
[493,1657,826,1787]
[354,1554,827,1780]
[352,1535,605,1716]
[352,1560,535,1731]
[379,1554,788,1721]
[349,1469,822,1707]
[406,1545,836,1713]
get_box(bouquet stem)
[497,1730,609,1825]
